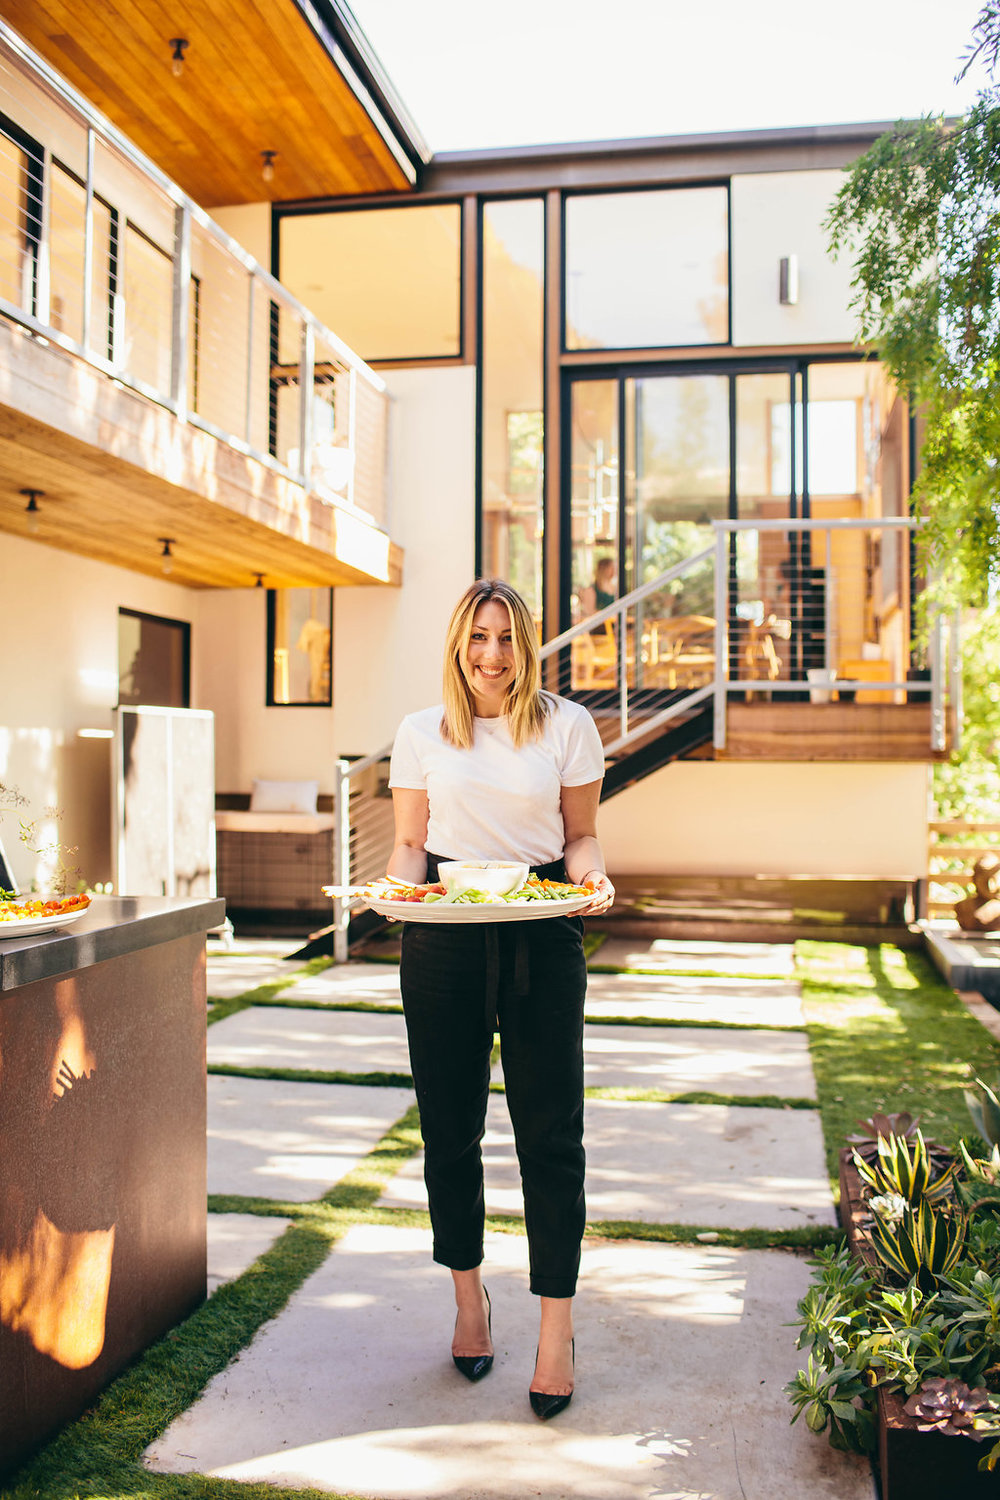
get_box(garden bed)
[839,1148,999,1499]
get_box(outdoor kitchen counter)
[0,893,224,1478]
[0,892,225,991]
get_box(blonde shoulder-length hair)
[441,578,551,749]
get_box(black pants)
[399,857,586,1298]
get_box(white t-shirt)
[388,695,605,865]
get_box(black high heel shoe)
[529,1337,574,1419]
[452,1287,493,1382]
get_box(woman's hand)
[580,870,615,915]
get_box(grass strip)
[586,963,792,981]
[583,1011,803,1033]
[253,995,404,1015]
[5,1106,424,1500]
[796,939,1000,1181]
[477,1212,839,1252]
[582,1085,818,1109]
[207,1062,413,1089]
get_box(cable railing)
[0,19,389,527]
[327,517,954,958]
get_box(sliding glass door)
[563,357,900,696]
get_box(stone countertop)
[0,893,227,992]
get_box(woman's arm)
[560,780,615,914]
[387,788,431,885]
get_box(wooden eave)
[0,0,424,206]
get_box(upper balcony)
[0,20,402,589]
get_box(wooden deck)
[719,701,949,761]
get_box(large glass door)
[565,362,799,694]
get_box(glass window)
[279,204,462,361]
[267,588,333,706]
[118,609,190,708]
[480,199,544,622]
[564,187,729,350]
[0,118,42,315]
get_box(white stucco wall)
[598,759,929,878]
[0,532,199,889]
[333,365,477,753]
[730,169,858,347]
[195,363,477,790]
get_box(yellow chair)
[650,615,715,688]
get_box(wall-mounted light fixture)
[779,255,799,306]
[159,537,175,576]
[20,488,42,535]
[170,38,188,77]
[253,572,265,588]
[260,151,277,184]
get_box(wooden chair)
[572,619,619,688]
[649,615,715,689]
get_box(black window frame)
[117,607,192,709]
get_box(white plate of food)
[0,897,92,937]
[324,874,594,924]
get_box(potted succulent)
[787,1102,1000,1497]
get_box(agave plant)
[966,1078,1000,1151]
[847,1111,920,1164]
[956,1139,1000,1215]
[870,1198,967,1291]
[902,1376,997,1438]
[854,1129,956,1208]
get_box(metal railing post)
[171,201,191,420]
[332,757,351,964]
[949,609,963,754]
[81,127,95,352]
[298,319,315,485]
[824,525,835,671]
[930,613,945,752]
[713,526,728,750]
[617,600,628,740]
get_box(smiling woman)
[384,576,614,1421]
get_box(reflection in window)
[267,589,333,706]
[481,199,544,621]
[565,187,729,349]
[118,609,190,708]
[279,204,462,361]
[570,379,619,614]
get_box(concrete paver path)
[142,934,871,1498]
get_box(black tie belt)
[425,853,570,1035]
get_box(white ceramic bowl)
[436,860,529,897]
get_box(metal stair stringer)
[600,701,714,799]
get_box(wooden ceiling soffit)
[0,413,402,590]
[1,0,423,207]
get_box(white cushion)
[249,778,319,815]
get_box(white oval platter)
[363,893,592,924]
[0,908,90,937]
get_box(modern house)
[0,3,955,934]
